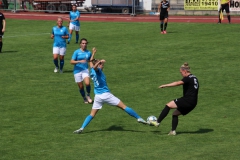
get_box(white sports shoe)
[86,95,93,104]
[54,67,58,73]
[168,130,176,136]
[149,120,160,127]
[83,98,89,104]
[137,118,148,124]
[73,128,83,134]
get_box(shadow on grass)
[177,128,214,135]
[82,125,147,134]
[62,70,73,73]
[1,51,18,53]
[147,128,213,135]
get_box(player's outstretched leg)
[73,115,94,134]
[124,106,147,124]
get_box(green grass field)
[0,19,239,159]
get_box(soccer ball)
[147,115,157,124]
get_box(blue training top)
[90,67,110,94]
[52,26,68,48]
[69,10,80,26]
[71,49,92,74]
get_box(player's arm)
[158,3,161,12]
[167,3,170,12]
[70,52,87,64]
[159,80,184,88]
[62,30,69,39]
[62,35,69,39]
[51,30,54,39]
[2,19,5,32]
[75,12,80,21]
[89,47,97,68]
[92,59,105,71]
[70,59,87,64]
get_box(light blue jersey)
[71,49,92,74]
[52,26,68,48]
[69,10,80,26]
[90,68,110,94]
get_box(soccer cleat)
[149,120,160,127]
[84,98,89,104]
[217,22,221,24]
[73,128,83,134]
[137,118,148,124]
[86,95,93,104]
[161,31,164,34]
[59,70,63,74]
[168,130,176,136]
[54,67,58,73]
[163,30,167,34]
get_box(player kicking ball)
[73,47,147,134]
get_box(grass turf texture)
[0,19,239,159]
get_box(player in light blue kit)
[73,47,147,134]
[68,4,80,44]
[70,38,93,104]
[51,17,69,73]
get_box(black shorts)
[0,28,3,37]
[220,3,230,13]
[174,97,197,115]
[160,12,168,20]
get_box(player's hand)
[92,47,97,54]
[100,59,106,63]
[79,60,87,63]
[158,85,165,88]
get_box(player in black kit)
[158,0,170,34]
[0,12,6,53]
[149,62,199,135]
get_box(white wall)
[139,0,152,10]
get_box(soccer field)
[0,19,239,159]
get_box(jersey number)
[194,78,198,89]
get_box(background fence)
[0,0,240,15]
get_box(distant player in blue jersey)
[51,17,69,73]
[68,4,80,44]
[70,38,93,104]
[73,48,147,134]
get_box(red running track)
[3,11,240,23]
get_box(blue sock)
[76,34,79,43]
[53,59,59,68]
[79,89,86,98]
[60,60,64,70]
[68,34,72,42]
[81,115,93,129]
[86,85,91,96]
[124,106,140,119]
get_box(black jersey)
[160,1,170,13]
[181,74,199,100]
[0,12,5,28]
